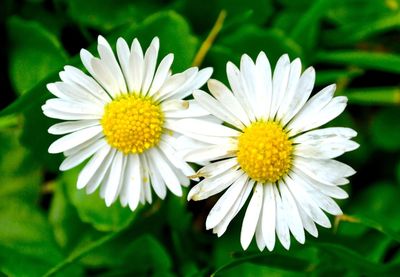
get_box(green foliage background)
[1,0,400,276]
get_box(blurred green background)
[1,0,400,276]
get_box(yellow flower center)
[101,94,164,154]
[237,121,293,183]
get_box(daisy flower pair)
[42,36,358,251]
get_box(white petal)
[141,37,159,95]
[80,49,95,75]
[280,181,305,244]
[281,66,315,125]
[206,173,247,229]
[164,100,209,118]
[97,36,127,93]
[91,58,119,98]
[293,156,356,186]
[166,118,240,137]
[148,53,174,96]
[60,139,106,171]
[270,54,290,119]
[183,143,236,163]
[287,84,336,135]
[262,184,276,251]
[293,127,357,144]
[129,38,144,93]
[42,107,101,121]
[48,120,99,135]
[155,68,198,101]
[254,52,272,119]
[295,139,359,159]
[148,148,182,196]
[44,98,103,115]
[227,61,255,121]
[116,37,134,92]
[193,90,244,129]
[62,66,111,103]
[120,154,142,211]
[293,170,343,215]
[161,99,189,112]
[213,179,254,237]
[293,96,348,135]
[139,154,152,204]
[55,76,104,105]
[240,55,258,117]
[307,179,349,199]
[276,58,301,121]
[241,183,263,250]
[207,79,250,126]
[188,169,243,201]
[146,154,167,199]
[76,145,112,190]
[255,208,266,251]
[63,133,103,156]
[48,125,103,154]
[196,157,238,179]
[164,67,213,101]
[297,205,318,237]
[285,172,331,228]
[103,151,126,206]
[159,139,195,177]
[273,184,291,250]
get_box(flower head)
[42,36,212,210]
[178,53,359,251]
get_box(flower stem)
[192,10,227,67]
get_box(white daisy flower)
[42,36,213,211]
[175,53,359,251]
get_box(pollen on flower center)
[101,94,164,154]
[237,121,293,183]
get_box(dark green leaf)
[212,252,315,276]
[7,16,67,95]
[67,0,160,31]
[0,121,41,203]
[0,199,82,277]
[310,242,400,276]
[345,87,400,105]
[370,108,400,150]
[315,51,400,74]
[64,167,136,232]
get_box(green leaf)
[212,251,315,276]
[315,69,364,86]
[310,242,400,276]
[7,16,67,95]
[370,107,400,150]
[345,87,400,105]
[20,95,64,172]
[49,179,90,252]
[67,0,160,32]
[0,122,41,203]
[323,12,400,46]
[325,0,397,26]
[396,161,400,185]
[289,0,331,50]
[208,26,302,83]
[64,167,136,232]
[315,51,400,74]
[343,182,400,234]
[118,10,198,72]
[217,0,274,25]
[219,25,302,60]
[116,235,172,273]
[0,199,82,277]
